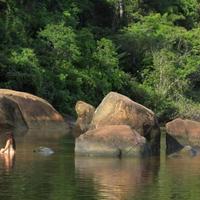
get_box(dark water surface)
[0,131,200,200]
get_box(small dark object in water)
[33,147,54,156]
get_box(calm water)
[0,131,200,200]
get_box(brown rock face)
[0,89,67,133]
[166,118,200,148]
[74,101,95,136]
[75,125,147,157]
[0,96,27,131]
[89,92,160,154]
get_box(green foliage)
[93,38,119,69]
[116,13,185,75]
[39,23,80,62]
[76,28,96,67]
[7,48,42,93]
[0,0,200,121]
[143,49,188,98]
[143,0,199,28]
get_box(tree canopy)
[0,0,200,121]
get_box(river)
[0,131,199,200]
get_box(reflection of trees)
[129,157,200,200]
[0,134,99,200]
[156,157,200,200]
[75,157,160,200]
[0,135,68,200]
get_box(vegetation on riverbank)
[0,0,199,122]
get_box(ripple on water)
[0,132,199,200]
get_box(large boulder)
[89,92,160,155]
[74,101,95,136]
[0,89,67,133]
[166,118,200,146]
[75,125,147,157]
[166,118,200,154]
[0,96,28,131]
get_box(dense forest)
[0,0,200,122]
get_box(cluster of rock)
[74,92,161,157]
[3,89,199,158]
[75,92,200,158]
[0,89,68,136]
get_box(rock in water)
[0,89,68,134]
[168,146,198,158]
[0,96,28,131]
[89,92,160,155]
[75,125,147,157]
[166,118,200,154]
[33,147,54,156]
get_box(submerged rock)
[75,125,147,157]
[0,89,68,135]
[33,147,54,156]
[168,146,199,158]
[89,92,160,155]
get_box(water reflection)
[20,128,68,139]
[75,157,160,200]
[0,153,15,172]
[1,132,200,200]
